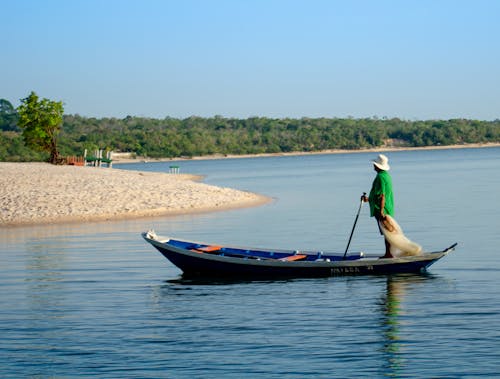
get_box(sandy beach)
[0,163,269,227]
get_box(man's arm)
[379,194,386,218]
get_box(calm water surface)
[1,148,500,378]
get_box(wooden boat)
[142,231,456,278]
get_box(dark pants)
[375,215,392,257]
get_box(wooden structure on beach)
[66,156,85,166]
[84,149,113,167]
[169,165,180,174]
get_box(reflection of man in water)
[362,154,394,258]
[380,277,405,373]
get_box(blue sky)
[2,0,499,120]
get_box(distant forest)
[1,98,500,161]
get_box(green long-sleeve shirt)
[368,170,394,217]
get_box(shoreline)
[0,163,271,228]
[1,142,498,227]
[112,142,500,164]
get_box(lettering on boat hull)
[331,265,373,275]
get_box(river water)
[1,147,500,378]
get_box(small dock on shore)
[84,149,113,168]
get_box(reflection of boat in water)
[142,231,456,278]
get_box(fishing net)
[378,215,422,257]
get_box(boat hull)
[142,232,455,279]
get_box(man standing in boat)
[362,154,395,258]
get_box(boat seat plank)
[279,254,307,261]
[191,245,223,253]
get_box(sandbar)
[0,163,270,227]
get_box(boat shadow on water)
[164,270,441,286]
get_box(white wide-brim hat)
[372,154,390,171]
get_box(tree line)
[1,97,500,162]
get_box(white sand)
[0,163,269,226]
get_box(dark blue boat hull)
[144,234,454,279]
[157,246,437,277]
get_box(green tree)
[17,92,64,164]
[0,99,19,131]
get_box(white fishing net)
[378,215,422,257]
